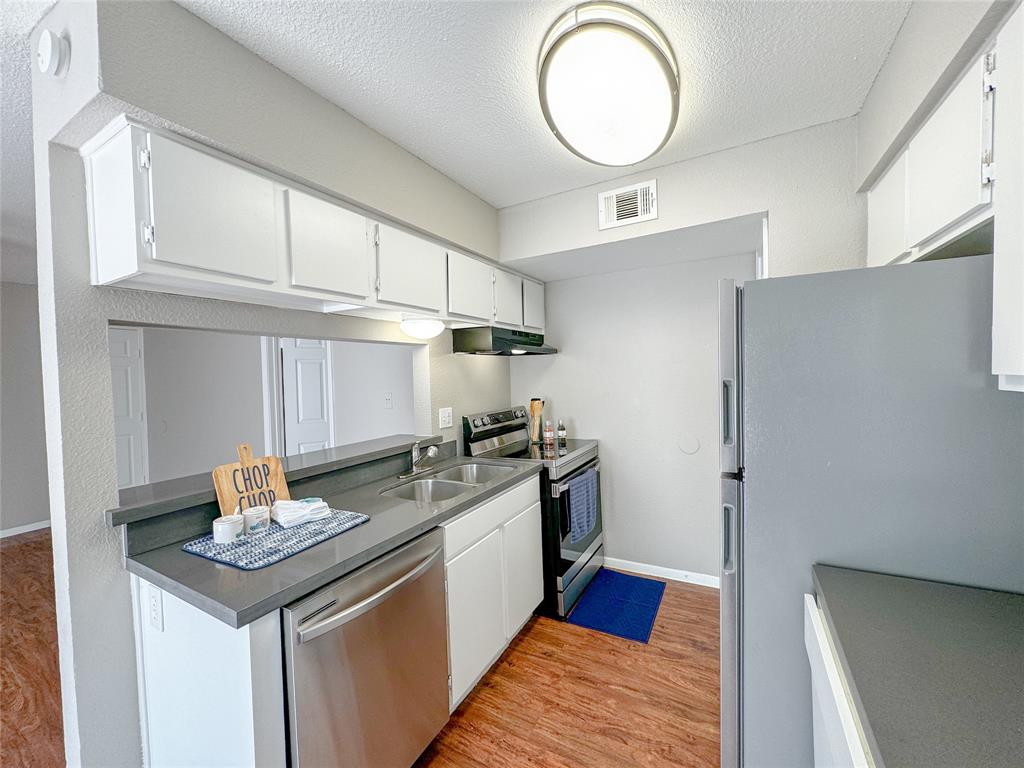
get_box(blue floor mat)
[567,568,666,643]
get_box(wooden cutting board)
[212,443,290,517]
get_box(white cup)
[242,506,271,535]
[212,514,244,544]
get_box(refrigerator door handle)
[722,379,735,448]
[722,502,736,572]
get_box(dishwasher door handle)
[297,546,443,644]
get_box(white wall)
[499,118,865,278]
[857,0,1014,189]
[330,340,416,446]
[29,2,508,763]
[141,327,266,483]
[1,281,50,534]
[511,252,757,579]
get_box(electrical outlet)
[383,391,394,410]
[438,407,453,429]
[147,584,164,632]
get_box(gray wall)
[30,2,506,763]
[1,281,50,534]
[141,327,266,483]
[499,117,865,277]
[511,252,756,579]
[331,340,416,446]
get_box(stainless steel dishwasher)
[282,529,448,767]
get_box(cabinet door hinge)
[373,224,381,247]
[982,151,995,185]
[142,223,156,245]
[138,148,151,170]
[983,52,997,92]
[375,277,382,294]
[447,674,452,692]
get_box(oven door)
[552,458,603,596]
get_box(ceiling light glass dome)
[538,2,680,167]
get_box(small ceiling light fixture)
[538,2,679,167]
[399,317,446,340]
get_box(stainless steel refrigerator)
[718,254,1024,768]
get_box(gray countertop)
[108,434,442,526]
[813,565,1024,768]
[128,456,541,628]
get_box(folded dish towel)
[272,497,332,528]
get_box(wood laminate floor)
[417,576,721,768]
[1,530,65,768]
[0,533,718,768]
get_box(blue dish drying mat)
[568,568,666,643]
[182,508,369,570]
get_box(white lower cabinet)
[445,529,506,706]
[804,594,871,768]
[502,502,544,636]
[442,478,542,710]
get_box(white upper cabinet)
[992,6,1024,392]
[905,56,991,248]
[147,134,278,282]
[867,153,908,267]
[493,269,523,326]
[447,251,493,321]
[522,279,546,330]
[285,189,370,299]
[375,224,446,312]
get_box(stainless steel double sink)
[381,463,516,503]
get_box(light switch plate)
[147,584,164,632]
[438,407,453,429]
[383,391,393,410]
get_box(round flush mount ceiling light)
[399,317,446,340]
[538,3,679,166]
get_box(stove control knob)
[482,416,491,425]
[472,418,481,428]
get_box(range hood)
[452,326,558,355]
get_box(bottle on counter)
[543,419,555,449]
[557,420,567,448]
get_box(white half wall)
[499,118,865,278]
[141,327,266,483]
[1,281,50,534]
[330,340,416,446]
[511,252,757,579]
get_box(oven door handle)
[551,460,600,497]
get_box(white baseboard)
[0,519,51,539]
[604,557,720,589]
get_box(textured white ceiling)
[180,0,911,208]
[1,1,55,278]
[0,0,911,278]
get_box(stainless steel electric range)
[463,406,602,618]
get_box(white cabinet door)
[147,134,277,282]
[493,269,523,326]
[447,251,493,321]
[905,57,989,248]
[867,153,908,267]
[285,189,369,298]
[501,502,543,638]
[522,280,545,330]
[446,529,506,708]
[993,6,1024,391]
[376,224,446,312]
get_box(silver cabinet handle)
[297,546,442,644]
[722,503,735,573]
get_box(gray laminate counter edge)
[127,458,542,628]
[107,434,443,527]
[812,564,1024,768]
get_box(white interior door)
[109,327,149,488]
[280,338,334,456]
